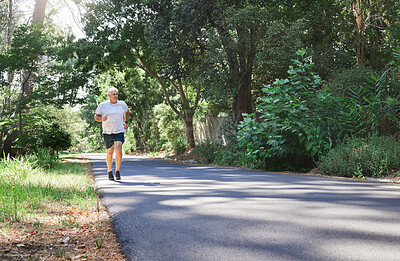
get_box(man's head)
[107,87,119,103]
[107,87,119,95]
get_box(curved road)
[87,153,400,261]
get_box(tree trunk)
[7,0,13,47]
[3,0,13,112]
[233,73,252,122]
[23,0,47,97]
[232,26,256,122]
[32,0,48,25]
[353,0,366,65]
[1,0,15,157]
[184,109,196,148]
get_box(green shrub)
[123,128,136,154]
[318,136,400,178]
[235,49,400,171]
[213,147,237,166]
[324,50,400,140]
[325,67,374,97]
[16,113,72,155]
[172,136,188,155]
[235,50,333,170]
[329,69,400,140]
[153,103,185,151]
[193,140,242,166]
[194,140,220,164]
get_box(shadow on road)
[88,154,400,261]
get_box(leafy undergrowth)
[0,156,124,261]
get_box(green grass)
[0,153,99,222]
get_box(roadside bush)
[329,70,400,140]
[153,103,185,152]
[235,50,333,171]
[235,49,400,172]
[318,136,400,178]
[325,49,400,140]
[325,67,374,97]
[194,139,220,164]
[172,136,188,155]
[123,127,136,154]
[16,113,72,155]
[213,147,237,166]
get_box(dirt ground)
[0,203,124,261]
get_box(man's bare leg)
[114,141,123,171]
[106,145,115,172]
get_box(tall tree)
[200,0,268,121]
[7,0,13,48]
[83,0,202,148]
[23,0,48,97]
[144,0,211,147]
[0,0,14,115]
[347,0,399,66]
[353,0,367,65]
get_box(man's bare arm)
[125,110,129,123]
[124,110,130,130]
[94,114,107,122]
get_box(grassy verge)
[0,154,124,260]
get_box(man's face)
[108,91,118,103]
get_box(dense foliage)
[235,51,332,170]
[1,1,400,177]
[195,49,400,174]
[0,22,90,156]
[16,114,72,155]
[319,136,400,178]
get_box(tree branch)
[132,48,182,119]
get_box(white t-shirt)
[95,101,128,134]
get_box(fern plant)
[334,71,386,137]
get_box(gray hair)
[107,87,118,95]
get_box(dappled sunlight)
[145,210,195,221]
[88,154,400,261]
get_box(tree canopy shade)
[2,0,399,157]
[83,0,204,148]
[83,0,273,146]
[80,0,400,149]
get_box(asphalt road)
[87,153,400,261]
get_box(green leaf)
[296,50,306,56]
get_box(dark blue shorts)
[103,133,125,149]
